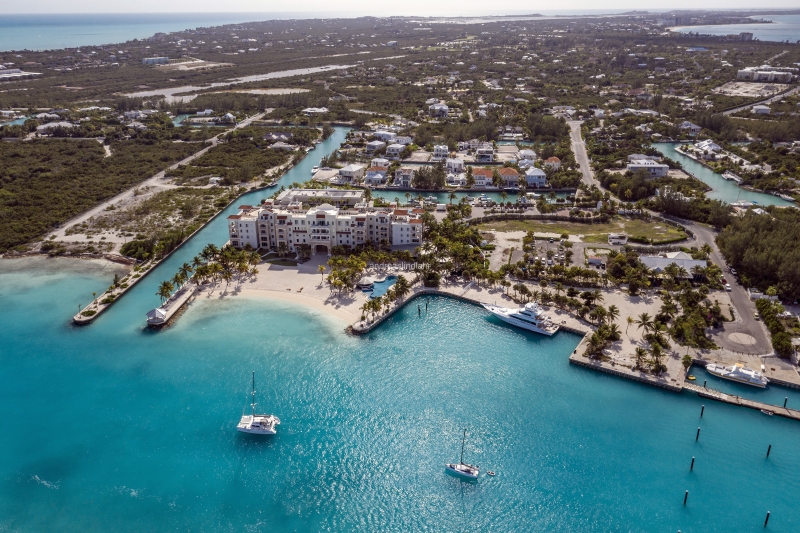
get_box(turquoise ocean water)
[674,15,800,43]
[2,128,800,531]
[654,142,794,207]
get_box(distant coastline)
[670,14,800,43]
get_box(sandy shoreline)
[224,287,357,324]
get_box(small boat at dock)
[311,166,320,175]
[706,362,768,388]
[761,409,774,416]
[445,429,479,480]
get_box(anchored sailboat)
[236,371,280,435]
[445,429,479,480]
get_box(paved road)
[567,124,772,354]
[662,215,771,354]
[49,112,265,241]
[567,120,598,188]
[722,85,800,116]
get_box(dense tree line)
[716,208,800,300]
[0,139,200,252]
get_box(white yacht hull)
[706,364,768,388]
[482,304,558,336]
[445,463,479,480]
[237,415,281,434]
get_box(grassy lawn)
[477,216,687,244]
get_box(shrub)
[81,310,97,317]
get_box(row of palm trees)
[156,244,261,304]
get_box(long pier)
[683,382,800,421]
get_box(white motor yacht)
[237,372,281,434]
[706,363,768,388]
[445,429,479,480]
[482,301,560,336]
[311,166,320,175]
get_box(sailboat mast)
[251,371,256,416]
[460,429,466,464]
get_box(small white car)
[724,283,732,291]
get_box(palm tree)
[448,191,457,204]
[635,312,652,335]
[634,347,647,370]
[607,304,619,325]
[626,316,634,335]
[157,280,174,304]
[179,262,193,283]
[318,264,326,281]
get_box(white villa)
[338,164,366,183]
[446,158,465,173]
[626,159,669,178]
[364,166,389,186]
[432,145,449,161]
[544,157,561,171]
[386,143,405,159]
[639,251,706,277]
[365,140,386,154]
[394,167,415,188]
[373,131,397,142]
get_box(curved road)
[569,120,771,354]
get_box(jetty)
[146,281,197,327]
[683,382,800,421]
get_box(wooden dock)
[683,382,800,421]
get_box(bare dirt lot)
[712,81,782,98]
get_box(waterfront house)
[373,130,397,142]
[695,140,721,153]
[446,158,465,174]
[447,173,467,187]
[519,149,537,161]
[432,145,449,161]
[395,136,413,145]
[386,143,405,159]
[370,157,390,168]
[394,167,415,188]
[364,166,389,186]
[475,143,495,163]
[365,140,386,154]
[626,159,669,178]
[338,164,366,183]
[544,157,561,171]
[498,167,520,187]
[471,168,494,188]
[524,167,547,188]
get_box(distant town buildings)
[142,57,170,65]
[736,66,796,83]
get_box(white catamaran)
[237,371,281,434]
[706,363,769,388]
[482,301,560,336]
[445,429,479,480]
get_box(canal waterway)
[654,142,794,207]
[2,127,800,531]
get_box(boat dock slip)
[146,282,197,327]
[683,383,800,421]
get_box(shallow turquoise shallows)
[2,128,800,532]
[654,143,794,207]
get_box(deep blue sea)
[0,10,677,52]
[2,128,800,531]
[673,14,800,43]
[0,13,301,51]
